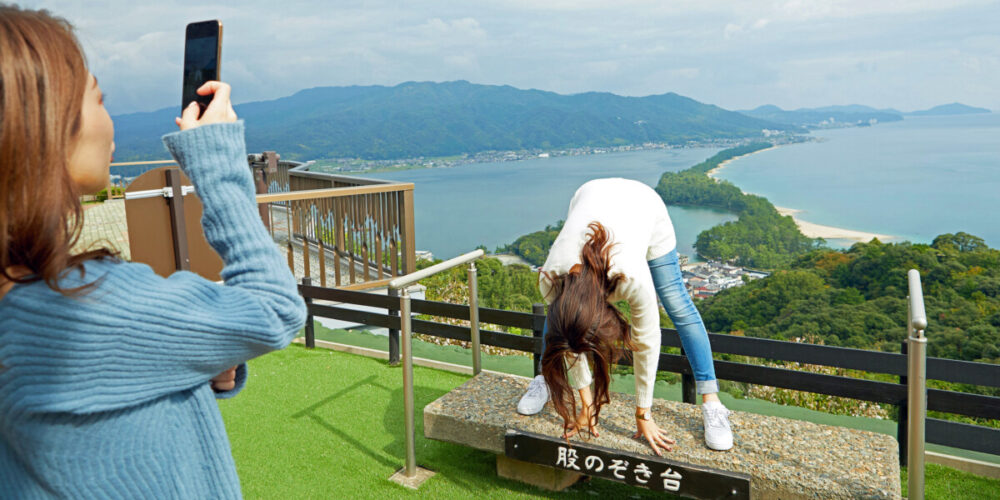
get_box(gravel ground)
[424,371,901,500]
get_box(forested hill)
[500,143,824,269]
[111,80,797,161]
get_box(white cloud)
[17,0,1000,113]
[723,23,743,40]
[418,17,486,39]
[669,68,701,79]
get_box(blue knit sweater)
[0,122,307,498]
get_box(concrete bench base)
[496,455,583,491]
[424,372,901,499]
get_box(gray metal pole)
[400,288,416,478]
[387,248,482,483]
[468,262,481,375]
[906,269,928,500]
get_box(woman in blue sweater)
[0,6,306,498]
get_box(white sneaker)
[517,375,549,415]
[702,402,734,451]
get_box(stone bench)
[423,372,901,499]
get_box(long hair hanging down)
[540,222,635,436]
[0,6,116,295]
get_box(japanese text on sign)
[555,445,683,491]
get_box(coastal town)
[484,251,770,301]
[680,258,770,299]
[308,137,795,175]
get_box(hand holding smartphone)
[182,20,222,117]
[176,81,237,131]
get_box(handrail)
[391,248,484,486]
[255,183,414,203]
[907,269,928,500]
[109,159,177,167]
[389,249,485,289]
[299,284,1000,458]
[302,284,1000,387]
[908,269,927,331]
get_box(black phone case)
[181,21,222,116]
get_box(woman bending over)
[516,178,733,454]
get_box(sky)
[24,0,1000,116]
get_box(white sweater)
[539,178,676,409]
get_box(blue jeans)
[537,249,719,394]
[648,249,718,394]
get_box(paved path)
[77,200,131,260]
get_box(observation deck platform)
[424,371,900,499]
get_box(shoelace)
[526,379,546,398]
[704,407,732,429]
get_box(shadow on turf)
[291,374,402,469]
[284,356,673,498]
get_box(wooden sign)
[505,430,750,498]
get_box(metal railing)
[109,154,417,290]
[254,158,416,290]
[256,181,416,290]
[264,158,416,289]
[388,248,484,482]
[242,154,415,289]
[297,269,1000,463]
[907,269,929,500]
[89,159,179,203]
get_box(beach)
[709,145,894,243]
[706,145,777,178]
[774,206,892,242]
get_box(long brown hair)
[0,6,115,295]
[541,221,635,435]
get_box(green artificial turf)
[902,464,1000,499]
[219,344,677,499]
[219,340,1000,498]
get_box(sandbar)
[775,206,893,242]
[707,145,894,243]
[706,145,777,179]
[491,253,533,267]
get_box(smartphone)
[182,20,222,116]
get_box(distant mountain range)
[111,81,798,161]
[738,105,902,128]
[906,103,991,116]
[738,102,991,128]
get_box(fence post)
[399,189,416,275]
[302,277,314,348]
[906,269,928,500]
[302,238,311,279]
[680,345,697,405]
[399,287,417,478]
[898,340,908,466]
[468,262,481,375]
[164,169,191,271]
[388,287,400,365]
[532,303,545,377]
[318,239,327,288]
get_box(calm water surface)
[361,148,734,260]
[717,113,1000,246]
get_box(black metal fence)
[298,283,1000,462]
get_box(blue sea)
[716,113,1000,247]
[360,112,999,260]
[362,148,735,261]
